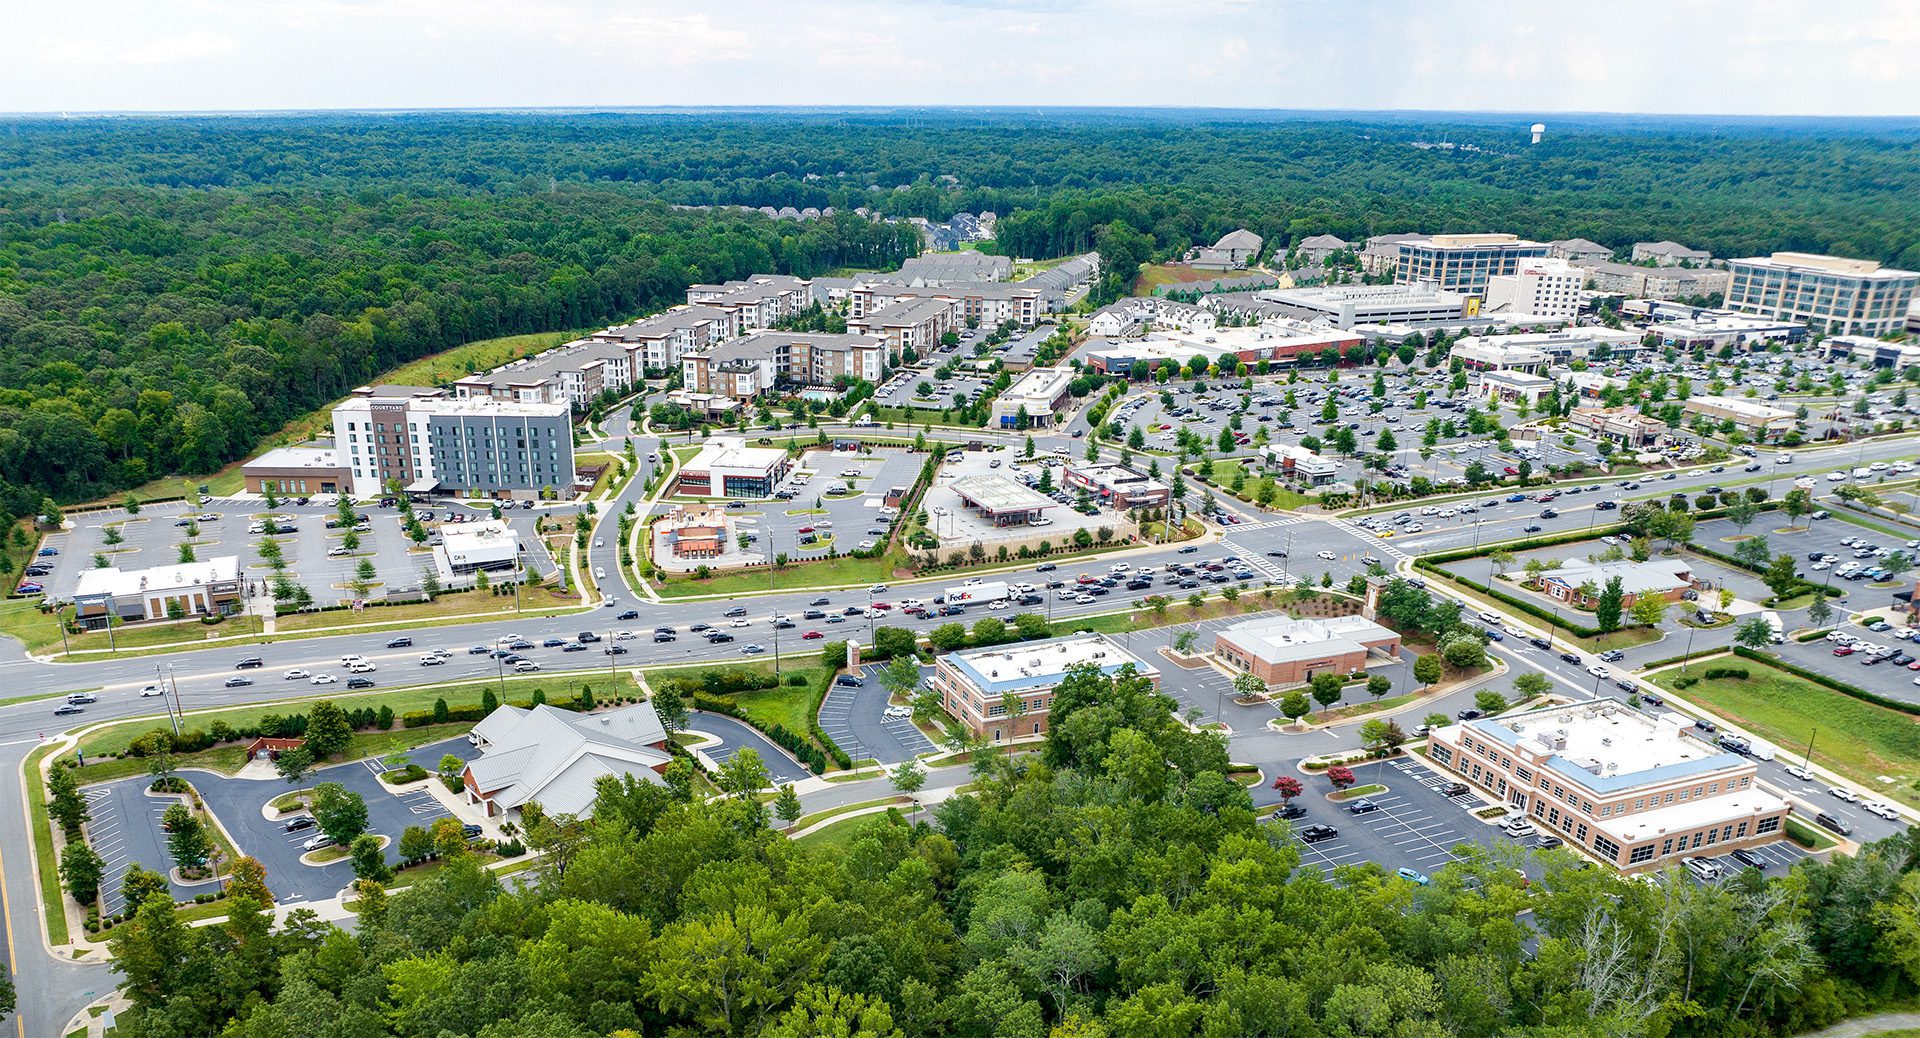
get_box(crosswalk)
[1231,516,1312,533]
[1234,552,1292,582]
[1327,518,1413,563]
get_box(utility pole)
[165,664,184,737]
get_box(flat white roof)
[1004,366,1072,401]
[246,446,342,470]
[1216,613,1396,664]
[1593,788,1788,846]
[440,519,518,556]
[1683,395,1795,420]
[950,475,1054,514]
[1464,700,1744,791]
[685,437,788,474]
[73,556,240,598]
[949,633,1157,695]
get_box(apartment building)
[331,385,574,498]
[1726,252,1920,337]
[1428,699,1788,873]
[1547,238,1611,264]
[1632,241,1712,266]
[590,305,735,372]
[454,339,638,411]
[848,281,1040,329]
[685,275,812,332]
[1359,232,1428,276]
[1395,233,1550,299]
[679,331,888,401]
[845,297,958,358]
[931,633,1158,742]
[1295,234,1351,265]
[895,252,1013,282]
[1578,261,1731,301]
[1482,257,1584,321]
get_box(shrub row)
[691,694,831,774]
[1729,646,1920,717]
[401,703,489,729]
[1418,563,1604,639]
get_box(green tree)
[163,803,214,873]
[1734,617,1776,649]
[890,759,927,808]
[310,782,368,846]
[1474,690,1509,714]
[1594,575,1625,633]
[1764,553,1800,600]
[274,745,314,785]
[349,833,391,883]
[1412,653,1443,687]
[1512,671,1552,699]
[1309,672,1344,709]
[304,699,353,760]
[1807,593,1834,629]
[60,842,104,905]
[773,784,803,829]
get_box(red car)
[1503,466,1519,476]
[796,526,814,534]
[802,631,823,640]
[871,602,892,611]
[1833,646,1855,656]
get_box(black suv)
[386,636,413,648]
[1528,637,1551,650]
[346,677,375,690]
[283,816,316,833]
[1275,804,1307,820]
[236,657,264,669]
[618,610,640,621]
[834,674,864,688]
[1731,848,1768,869]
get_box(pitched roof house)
[461,702,672,817]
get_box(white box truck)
[945,581,1010,606]
[1762,611,1784,644]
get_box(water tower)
[1530,122,1546,145]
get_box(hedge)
[1729,646,1920,717]
[692,694,831,774]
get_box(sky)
[4,0,1917,116]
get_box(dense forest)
[103,662,1920,1038]
[2,110,1918,513]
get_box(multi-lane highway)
[0,403,1913,1035]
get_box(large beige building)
[931,634,1158,743]
[1682,395,1797,438]
[1726,252,1919,337]
[1428,700,1789,872]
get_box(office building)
[1395,234,1550,299]
[1065,464,1170,509]
[1212,614,1401,685]
[1681,395,1797,438]
[1726,253,1920,337]
[1427,699,1788,873]
[72,556,243,629]
[331,386,575,499]
[931,633,1158,742]
[1483,258,1584,321]
[1261,443,1340,486]
[990,367,1075,428]
[680,331,888,401]
[675,436,791,498]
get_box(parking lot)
[1129,613,1421,727]
[1280,758,1502,878]
[740,445,925,561]
[815,663,937,766]
[31,495,562,612]
[686,710,813,783]
[81,735,473,908]
[874,368,992,412]
[921,447,1122,551]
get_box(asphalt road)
[0,412,1915,1035]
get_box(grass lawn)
[1315,689,1423,724]
[24,743,69,945]
[791,795,910,830]
[648,659,828,736]
[1194,460,1311,510]
[1650,660,1920,807]
[1329,783,1387,801]
[71,672,640,763]
[656,548,911,598]
[118,330,580,505]
[273,585,580,633]
[1786,815,1842,851]
[793,812,897,851]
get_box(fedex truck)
[944,581,1010,606]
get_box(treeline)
[5,110,1919,508]
[98,659,1920,1038]
[0,185,918,507]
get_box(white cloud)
[39,29,235,66]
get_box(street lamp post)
[1679,625,1698,674]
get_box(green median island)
[1650,657,1920,808]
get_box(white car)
[1783,764,1812,781]
[282,669,309,680]
[883,705,913,719]
[1586,666,1610,679]
[514,660,540,672]
[730,618,750,627]
[1865,801,1901,820]
[869,584,887,593]
[1316,550,1337,561]
[900,597,924,607]
[310,673,337,685]
[419,655,445,666]
[595,567,606,580]
[594,538,603,547]
[302,833,334,852]
[1828,786,1860,803]
[341,654,366,664]
[1074,593,1095,604]
[615,630,636,640]
[347,661,376,673]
